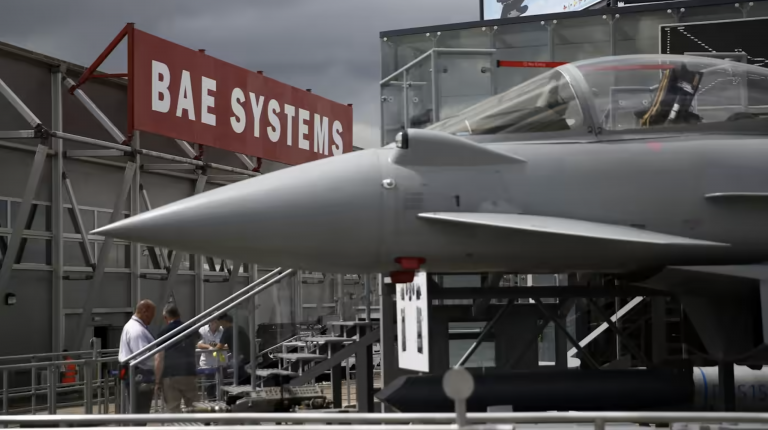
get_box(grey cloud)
[0,0,478,148]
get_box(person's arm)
[198,342,212,350]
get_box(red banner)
[497,60,568,68]
[131,29,353,166]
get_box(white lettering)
[284,104,295,146]
[313,114,329,155]
[201,76,216,126]
[151,60,170,113]
[230,88,246,134]
[298,109,310,150]
[331,121,343,156]
[249,93,265,138]
[176,70,195,120]
[267,99,281,142]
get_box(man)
[197,321,224,368]
[197,321,224,399]
[216,313,252,385]
[118,300,156,416]
[156,304,199,413]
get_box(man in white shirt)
[197,321,224,368]
[197,321,224,399]
[118,300,157,417]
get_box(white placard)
[396,271,429,372]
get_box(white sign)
[483,0,601,19]
[396,271,429,372]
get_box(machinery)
[93,54,768,284]
[183,385,328,414]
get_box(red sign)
[497,60,568,68]
[131,29,353,165]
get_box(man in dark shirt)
[155,304,198,413]
[215,313,251,385]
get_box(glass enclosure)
[380,1,768,144]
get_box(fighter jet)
[93,54,768,282]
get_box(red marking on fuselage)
[647,142,662,151]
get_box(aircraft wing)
[417,212,729,247]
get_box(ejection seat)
[633,64,704,127]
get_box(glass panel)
[439,28,492,49]
[614,11,675,56]
[429,68,584,135]
[576,54,768,131]
[438,53,495,120]
[382,80,405,145]
[553,15,611,62]
[406,55,434,130]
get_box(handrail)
[123,267,283,364]
[129,268,296,412]
[0,349,118,363]
[0,356,119,372]
[380,48,497,86]
[4,411,768,425]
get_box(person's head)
[163,303,181,324]
[209,320,221,332]
[216,313,233,328]
[135,300,156,326]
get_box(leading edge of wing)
[418,212,730,247]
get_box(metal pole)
[455,301,512,367]
[124,268,283,364]
[84,362,93,414]
[2,370,8,417]
[30,358,36,415]
[402,71,409,130]
[233,307,240,386]
[51,68,65,354]
[47,365,56,415]
[364,275,372,322]
[130,131,142,306]
[249,299,257,390]
[128,365,136,414]
[430,50,439,123]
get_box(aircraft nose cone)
[93,150,383,273]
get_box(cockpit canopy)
[428,54,768,136]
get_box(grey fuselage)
[94,132,768,276]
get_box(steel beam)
[13,203,38,264]
[432,286,668,300]
[175,140,197,158]
[206,175,250,182]
[63,173,96,268]
[568,296,645,358]
[290,328,380,386]
[0,130,36,139]
[63,77,126,144]
[65,150,125,158]
[52,131,130,152]
[0,76,42,127]
[192,175,208,314]
[74,162,136,349]
[141,164,196,171]
[235,153,255,170]
[138,185,169,269]
[534,298,599,369]
[502,299,574,370]
[586,297,650,366]
[0,145,48,293]
[51,69,64,353]
[470,273,503,316]
[455,300,512,367]
[130,132,141,306]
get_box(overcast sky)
[0,0,478,149]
